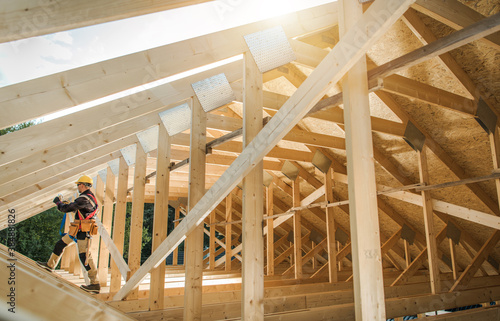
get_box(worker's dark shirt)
[57,189,97,220]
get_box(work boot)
[80,283,100,294]
[36,261,53,272]
[36,253,60,272]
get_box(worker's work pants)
[51,233,99,284]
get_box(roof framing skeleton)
[1,0,500,320]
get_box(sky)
[0,0,334,88]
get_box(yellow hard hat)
[75,175,93,186]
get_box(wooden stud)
[324,167,337,283]
[292,179,303,280]
[173,206,180,266]
[209,210,216,270]
[184,98,206,321]
[241,51,264,320]
[110,157,129,293]
[404,240,411,268]
[266,182,275,276]
[98,167,116,287]
[90,175,105,274]
[149,125,171,310]
[449,238,458,281]
[226,194,233,272]
[339,0,387,318]
[126,144,147,300]
[417,146,441,294]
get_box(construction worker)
[36,175,101,294]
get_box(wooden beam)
[126,144,147,300]
[110,157,129,293]
[184,98,206,320]
[339,0,389,319]
[241,51,264,320]
[226,194,233,272]
[209,210,216,270]
[113,0,415,300]
[266,182,275,276]
[173,206,181,266]
[149,125,171,310]
[418,146,441,294]
[381,75,476,116]
[292,179,303,280]
[90,175,104,274]
[98,167,115,286]
[449,238,458,280]
[385,189,500,230]
[0,0,214,43]
[401,8,476,98]
[412,0,500,50]
[324,167,337,283]
[368,11,500,84]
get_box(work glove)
[53,196,61,205]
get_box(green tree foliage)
[0,208,64,261]
[0,121,37,136]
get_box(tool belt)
[68,219,98,237]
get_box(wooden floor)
[54,264,500,321]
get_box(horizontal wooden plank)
[0,0,213,43]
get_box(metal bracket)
[403,121,426,152]
[243,25,296,73]
[475,97,497,134]
[137,126,159,154]
[159,103,191,136]
[446,221,461,245]
[281,160,299,181]
[191,73,235,112]
[312,149,332,174]
[401,224,416,245]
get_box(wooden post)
[90,175,105,275]
[449,238,458,280]
[325,167,338,283]
[417,146,441,294]
[209,210,216,270]
[173,206,180,266]
[149,125,171,310]
[266,182,274,276]
[241,51,264,320]
[339,0,386,319]
[110,157,129,293]
[98,167,116,286]
[293,179,303,279]
[184,98,206,321]
[404,240,411,268]
[225,194,233,272]
[127,144,147,300]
